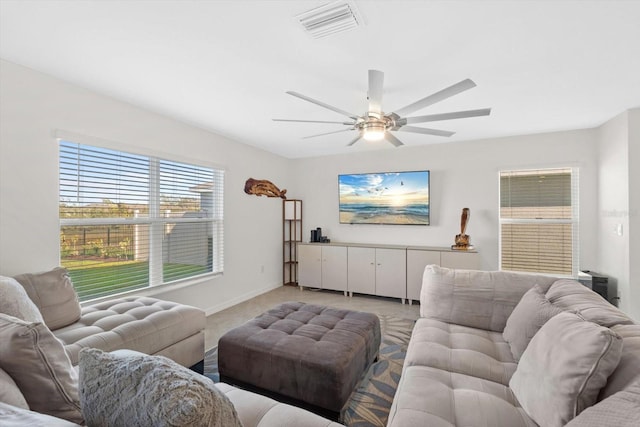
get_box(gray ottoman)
[218,301,381,419]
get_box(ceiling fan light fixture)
[363,123,386,141]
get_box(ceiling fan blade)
[385,132,404,147]
[392,79,477,117]
[368,70,384,114]
[273,118,355,125]
[302,128,354,139]
[404,108,491,124]
[286,91,359,119]
[397,126,455,137]
[347,133,363,146]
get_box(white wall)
[291,130,598,272]
[0,60,291,314]
[603,108,640,321]
[629,109,640,320]
[596,112,630,315]
[1,58,636,320]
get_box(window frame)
[58,136,224,301]
[498,167,579,277]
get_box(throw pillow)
[0,313,83,424]
[0,276,44,323]
[0,367,29,410]
[502,284,564,361]
[565,380,640,427]
[509,311,623,427]
[600,324,640,399]
[13,267,81,330]
[78,348,243,427]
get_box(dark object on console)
[218,302,381,421]
[579,270,611,303]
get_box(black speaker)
[580,270,609,302]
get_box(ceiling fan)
[274,70,491,147]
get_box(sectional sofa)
[387,265,640,426]
[0,268,342,426]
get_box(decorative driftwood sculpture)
[244,178,287,199]
[452,207,473,250]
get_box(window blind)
[499,168,578,276]
[59,140,223,301]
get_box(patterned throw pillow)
[79,348,243,427]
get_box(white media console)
[297,242,480,304]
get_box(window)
[499,167,578,276]
[59,140,224,301]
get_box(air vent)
[295,1,362,39]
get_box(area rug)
[204,314,415,427]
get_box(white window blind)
[59,140,223,301]
[499,167,579,276]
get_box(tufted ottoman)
[218,301,381,420]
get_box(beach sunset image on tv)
[339,171,430,225]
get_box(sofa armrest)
[419,265,558,332]
[215,382,344,427]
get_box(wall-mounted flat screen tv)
[339,170,430,225]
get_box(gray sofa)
[1,268,343,427]
[387,265,640,427]
[7,267,206,370]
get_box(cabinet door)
[406,250,441,301]
[347,247,376,295]
[321,246,347,291]
[298,244,322,288]
[375,248,407,299]
[441,251,480,270]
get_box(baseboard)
[203,282,281,316]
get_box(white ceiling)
[1,0,639,159]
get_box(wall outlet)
[615,223,623,236]
[260,265,265,273]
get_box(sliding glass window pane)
[60,224,149,300]
[59,139,224,301]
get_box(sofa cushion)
[546,279,634,327]
[13,267,81,330]
[78,348,241,427]
[0,276,44,323]
[600,324,640,399]
[387,365,536,427]
[0,367,29,410]
[510,311,623,427]
[565,380,640,427]
[404,318,517,386]
[0,401,81,427]
[503,284,564,361]
[52,296,205,366]
[0,313,83,424]
[215,382,344,427]
[420,265,559,332]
